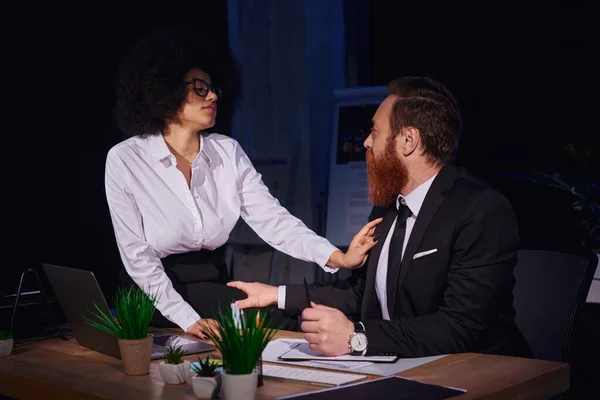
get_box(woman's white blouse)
[104,132,339,331]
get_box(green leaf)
[192,354,220,377]
[164,344,186,365]
[0,329,13,340]
[205,305,282,375]
[83,285,157,339]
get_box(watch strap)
[354,321,365,333]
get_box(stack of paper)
[262,338,446,376]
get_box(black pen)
[303,278,311,308]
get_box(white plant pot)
[221,369,258,400]
[191,375,219,399]
[0,338,13,357]
[158,360,191,385]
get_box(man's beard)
[366,144,408,206]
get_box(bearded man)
[228,76,532,359]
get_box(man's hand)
[328,217,382,269]
[301,302,355,356]
[227,281,278,310]
[186,318,221,340]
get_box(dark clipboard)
[276,376,466,399]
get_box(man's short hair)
[387,76,462,166]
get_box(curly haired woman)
[105,25,381,339]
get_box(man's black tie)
[387,202,411,272]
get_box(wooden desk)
[0,331,568,399]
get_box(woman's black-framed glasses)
[184,78,222,99]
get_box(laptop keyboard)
[151,333,215,358]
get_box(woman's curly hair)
[113,24,240,138]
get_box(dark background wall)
[364,0,598,254]
[31,1,231,300]
[21,0,599,301]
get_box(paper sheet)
[280,341,397,362]
[263,338,446,376]
[262,338,372,370]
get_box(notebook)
[278,342,399,363]
[277,375,466,399]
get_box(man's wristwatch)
[348,322,368,355]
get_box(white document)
[262,338,372,370]
[279,341,398,363]
[262,338,447,376]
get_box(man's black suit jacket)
[285,164,532,358]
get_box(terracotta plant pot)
[191,375,220,398]
[221,369,258,400]
[117,334,153,376]
[159,360,191,384]
[0,338,13,357]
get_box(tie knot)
[396,203,411,223]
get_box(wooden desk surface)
[0,330,568,400]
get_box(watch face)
[350,333,368,352]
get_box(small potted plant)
[83,285,157,376]
[205,306,281,400]
[191,354,221,398]
[158,343,190,384]
[0,329,13,357]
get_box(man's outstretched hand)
[227,281,279,310]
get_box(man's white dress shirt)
[105,132,339,331]
[375,174,436,320]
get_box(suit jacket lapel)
[361,207,396,320]
[387,164,458,313]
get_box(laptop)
[42,263,215,360]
